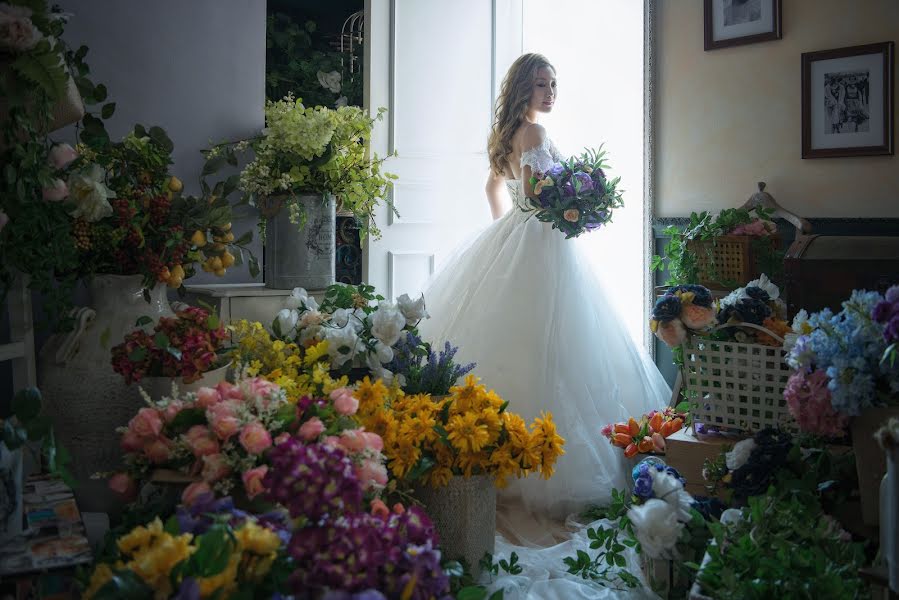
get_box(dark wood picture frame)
[704,0,782,51]
[801,42,894,159]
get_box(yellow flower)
[503,412,530,448]
[235,521,281,556]
[479,408,503,438]
[83,563,114,599]
[197,553,240,598]
[455,451,488,478]
[449,374,487,413]
[129,530,194,592]
[425,465,453,488]
[356,376,389,415]
[303,339,330,366]
[533,412,566,479]
[399,413,438,445]
[246,359,262,377]
[388,439,422,479]
[361,408,399,448]
[446,412,490,454]
[117,519,159,556]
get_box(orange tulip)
[614,423,630,435]
[628,417,641,437]
[670,418,684,434]
[659,421,674,438]
[637,436,654,453]
[648,412,663,433]
[624,443,639,458]
[612,433,632,448]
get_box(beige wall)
[656,0,899,218]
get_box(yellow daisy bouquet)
[355,374,565,489]
[82,508,286,599]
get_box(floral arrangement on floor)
[784,287,899,436]
[650,284,717,347]
[385,332,476,394]
[714,274,790,345]
[110,307,229,385]
[204,93,397,239]
[601,406,687,457]
[271,284,429,383]
[82,497,288,599]
[108,374,387,504]
[564,458,710,592]
[526,146,624,239]
[355,374,565,488]
[651,206,783,288]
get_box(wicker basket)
[680,323,796,434]
[686,235,779,290]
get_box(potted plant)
[204,94,397,289]
[110,306,232,395]
[355,373,566,575]
[785,285,899,525]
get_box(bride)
[418,53,671,596]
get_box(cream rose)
[68,164,116,222]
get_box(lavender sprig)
[386,334,476,395]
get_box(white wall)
[58,0,266,283]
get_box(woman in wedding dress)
[418,53,670,598]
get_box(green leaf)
[153,332,171,349]
[149,126,174,153]
[101,102,116,119]
[92,569,153,600]
[456,587,489,600]
[128,347,148,362]
[167,408,207,433]
[93,83,108,102]
[12,387,43,422]
[202,154,228,177]
[11,43,69,99]
[248,254,260,278]
[135,316,154,327]
[206,313,220,330]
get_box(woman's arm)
[520,123,546,199]
[485,169,507,220]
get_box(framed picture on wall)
[704,0,782,51]
[802,42,894,158]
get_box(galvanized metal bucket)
[263,193,336,290]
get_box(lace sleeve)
[520,138,557,175]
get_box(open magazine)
[0,475,92,576]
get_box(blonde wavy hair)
[487,53,555,176]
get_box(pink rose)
[244,377,280,401]
[185,425,220,457]
[216,381,243,401]
[120,429,144,453]
[563,208,580,223]
[42,179,68,202]
[241,465,269,500]
[654,318,687,347]
[201,453,231,483]
[332,391,359,416]
[338,429,368,453]
[680,304,716,330]
[195,387,222,408]
[298,417,325,442]
[274,432,291,445]
[129,407,163,439]
[108,472,137,501]
[323,435,340,448]
[144,437,173,464]
[362,431,384,452]
[600,423,613,438]
[210,411,241,441]
[162,401,184,424]
[48,143,78,170]
[239,422,272,455]
[355,459,388,489]
[370,498,390,519]
[181,481,213,507]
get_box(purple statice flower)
[387,334,475,396]
[172,578,200,600]
[265,439,363,521]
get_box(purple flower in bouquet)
[784,369,849,438]
[173,579,200,600]
[652,294,682,322]
[872,285,899,345]
[547,163,565,180]
[573,171,594,192]
[265,438,363,521]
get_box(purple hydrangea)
[573,171,594,192]
[264,439,363,521]
[634,471,654,499]
[872,285,899,344]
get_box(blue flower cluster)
[787,290,899,416]
[631,457,687,501]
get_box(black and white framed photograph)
[704,0,782,51]
[802,42,894,158]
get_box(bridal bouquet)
[527,146,624,239]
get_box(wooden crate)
[664,429,740,499]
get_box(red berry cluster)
[113,198,136,225]
[149,196,171,226]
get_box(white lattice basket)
[680,323,796,433]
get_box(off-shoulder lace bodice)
[506,137,563,210]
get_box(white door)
[364,0,522,299]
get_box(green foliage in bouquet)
[1,388,73,485]
[205,94,397,240]
[651,207,784,288]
